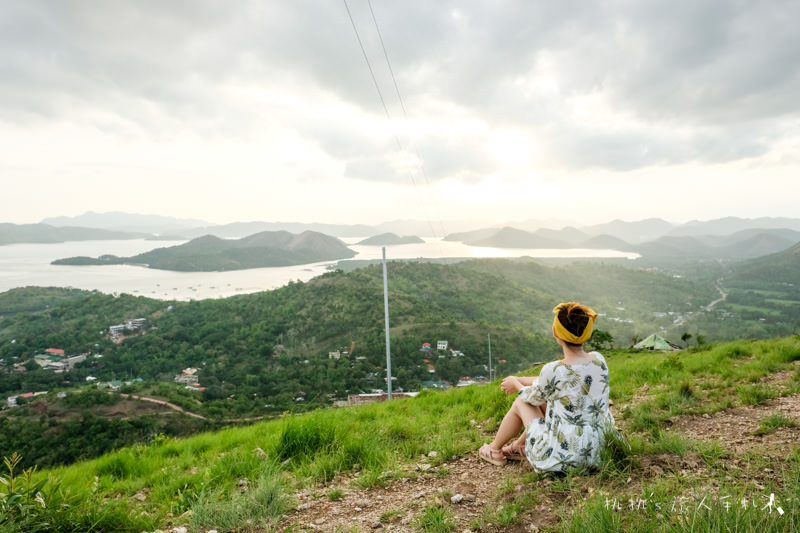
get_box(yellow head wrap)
[552,302,598,344]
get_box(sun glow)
[485,129,535,167]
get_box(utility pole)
[382,247,392,399]
[488,333,493,381]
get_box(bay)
[0,238,638,301]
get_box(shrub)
[276,416,337,462]
[0,452,153,533]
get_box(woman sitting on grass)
[479,302,615,472]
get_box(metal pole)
[382,247,392,399]
[488,333,492,381]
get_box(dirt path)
[703,278,728,311]
[117,394,268,423]
[278,451,550,532]
[665,393,800,455]
[120,394,207,419]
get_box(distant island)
[356,233,425,246]
[52,230,356,271]
[444,225,800,260]
[0,223,148,245]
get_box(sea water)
[0,238,637,301]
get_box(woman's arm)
[500,375,538,394]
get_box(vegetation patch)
[4,331,800,531]
[754,413,798,436]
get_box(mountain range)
[446,224,800,260]
[0,223,150,245]
[37,211,800,239]
[3,212,800,263]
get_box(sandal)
[478,444,507,466]
[502,443,525,461]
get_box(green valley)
[2,248,800,474]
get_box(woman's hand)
[501,376,523,395]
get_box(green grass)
[379,508,404,523]
[5,335,800,532]
[414,504,457,532]
[754,413,798,436]
[327,488,345,501]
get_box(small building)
[65,353,87,370]
[34,355,66,371]
[127,318,146,329]
[421,380,449,390]
[175,368,200,385]
[109,318,147,338]
[346,392,418,406]
[634,334,681,352]
[437,340,448,351]
[7,391,46,407]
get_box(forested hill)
[51,230,356,271]
[3,256,800,468]
[1,258,721,411]
[726,241,800,285]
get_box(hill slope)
[357,233,425,245]
[4,256,800,471]
[8,336,800,532]
[51,230,356,271]
[727,241,800,285]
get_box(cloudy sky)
[2,0,798,232]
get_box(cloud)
[1,0,798,225]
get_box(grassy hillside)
[3,336,800,532]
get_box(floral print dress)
[518,352,615,473]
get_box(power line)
[343,0,447,239]
[367,0,407,116]
[342,0,392,121]
[366,0,446,238]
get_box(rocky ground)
[273,369,800,533]
[279,453,540,532]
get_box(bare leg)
[503,403,547,455]
[488,397,545,451]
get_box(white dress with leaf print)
[518,352,615,473]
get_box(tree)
[681,332,692,347]
[696,334,707,346]
[587,329,614,351]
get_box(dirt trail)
[120,394,207,419]
[118,394,267,423]
[278,451,548,532]
[703,278,728,311]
